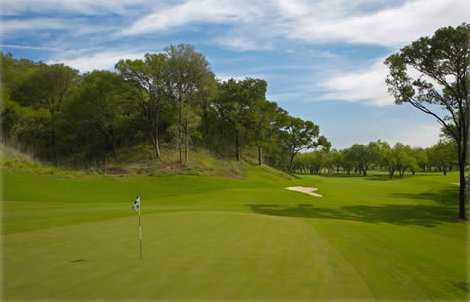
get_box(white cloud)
[122,0,258,35]
[48,50,146,72]
[288,0,470,46]
[384,124,441,147]
[1,0,154,16]
[0,44,63,51]
[216,72,265,82]
[123,0,470,48]
[0,18,68,35]
[320,58,394,106]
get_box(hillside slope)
[0,144,292,180]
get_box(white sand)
[285,186,322,197]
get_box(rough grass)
[0,144,253,178]
[108,144,247,177]
[1,151,468,300]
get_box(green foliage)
[1,48,326,172]
[385,23,469,218]
[294,140,458,178]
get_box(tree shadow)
[390,187,458,206]
[453,281,470,294]
[247,203,460,227]
[365,175,398,181]
[313,174,365,178]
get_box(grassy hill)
[0,144,291,179]
[1,145,468,300]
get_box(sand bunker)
[286,186,322,197]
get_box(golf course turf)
[2,166,469,300]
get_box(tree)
[250,99,278,165]
[330,149,343,174]
[412,147,429,172]
[385,24,469,219]
[345,143,380,176]
[14,64,78,163]
[213,78,267,161]
[165,44,212,164]
[116,53,167,159]
[281,116,327,171]
[428,141,456,175]
[59,71,133,167]
[394,144,417,177]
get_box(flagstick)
[138,197,143,260]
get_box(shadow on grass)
[453,281,470,294]
[247,203,460,227]
[390,187,458,206]
[365,175,398,181]
[311,174,365,178]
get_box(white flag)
[132,196,141,212]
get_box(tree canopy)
[385,23,469,219]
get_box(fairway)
[2,167,468,300]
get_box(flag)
[131,195,143,259]
[132,196,141,212]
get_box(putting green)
[4,211,373,300]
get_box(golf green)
[2,168,468,300]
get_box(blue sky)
[2,0,469,148]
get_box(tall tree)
[165,44,212,164]
[14,64,78,163]
[116,53,167,159]
[248,89,277,165]
[385,24,469,219]
[214,78,267,161]
[59,71,132,167]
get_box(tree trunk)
[288,153,295,172]
[178,100,183,165]
[50,113,58,165]
[257,146,262,165]
[456,125,467,220]
[458,160,466,219]
[235,132,240,161]
[184,118,189,163]
[151,107,161,160]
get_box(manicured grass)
[2,167,468,300]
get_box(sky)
[1,0,469,148]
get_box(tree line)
[293,140,456,177]
[0,45,328,170]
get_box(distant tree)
[385,24,469,219]
[345,143,380,176]
[281,116,327,171]
[394,144,418,177]
[330,149,343,174]
[428,141,456,175]
[340,149,354,175]
[412,147,429,172]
